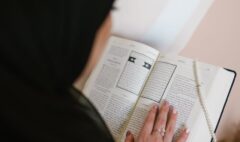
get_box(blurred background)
[180,0,240,141]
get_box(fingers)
[176,128,190,142]
[137,101,189,142]
[153,100,170,134]
[125,131,134,142]
[139,104,158,136]
[164,105,178,142]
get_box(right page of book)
[121,55,235,142]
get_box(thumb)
[125,131,134,142]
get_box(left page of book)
[81,36,159,140]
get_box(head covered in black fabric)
[1,0,114,93]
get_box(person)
[0,0,189,142]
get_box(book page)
[186,68,235,142]
[121,55,220,141]
[82,36,159,140]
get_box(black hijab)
[0,0,114,141]
[0,0,114,93]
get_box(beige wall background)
[180,0,240,140]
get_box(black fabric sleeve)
[0,67,114,142]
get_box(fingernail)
[164,100,169,106]
[126,130,131,136]
[173,108,177,114]
[152,104,158,111]
[185,128,190,134]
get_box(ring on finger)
[154,126,166,137]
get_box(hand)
[125,101,189,142]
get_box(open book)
[80,36,236,142]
